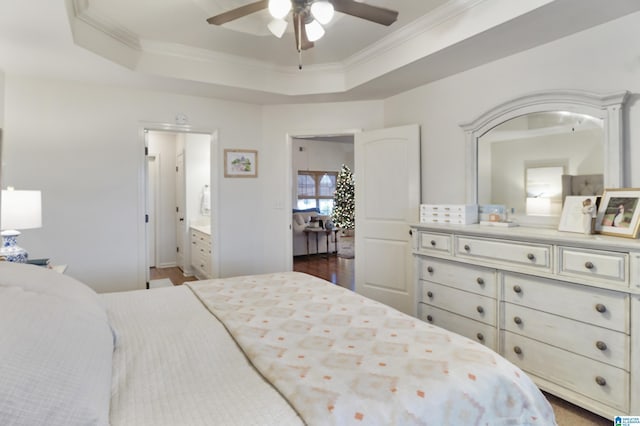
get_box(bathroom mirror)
[461,90,628,227]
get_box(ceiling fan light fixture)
[268,18,288,38]
[305,19,325,42]
[268,0,291,19]
[310,1,334,25]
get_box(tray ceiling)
[2,1,640,103]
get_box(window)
[297,171,337,215]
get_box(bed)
[0,262,556,425]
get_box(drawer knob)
[427,266,434,273]
[464,244,471,252]
[585,261,595,269]
[596,341,608,351]
[526,253,535,261]
[476,277,485,285]
[426,315,433,322]
[476,333,484,341]
[430,240,436,246]
[513,285,522,294]
[513,346,522,355]
[595,303,607,313]
[514,316,523,325]
[427,291,434,298]
[595,376,607,387]
[476,306,484,314]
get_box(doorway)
[289,132,355,283]
[143,127,218,287]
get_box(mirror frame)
[461,90,629,224]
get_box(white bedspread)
[188,272,556,426]
[102,285,303,426]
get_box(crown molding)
[71,0,141,50]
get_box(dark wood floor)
[293,254,355,290]
[149,267,198,286]
[150,255,355,288]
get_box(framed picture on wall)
[595,188,640,238]
[224,149,258,178]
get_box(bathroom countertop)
[191,224,211,235]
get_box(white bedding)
[1,263,555,426]
[188,272,556,426]
[103,285,303,426]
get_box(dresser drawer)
[503,273,629,333]
[416,231,451,254]
[420,281,496,326]
[503,303,629,370]
[455,236,551,271]
[418,257,496,297]
[503,332,629,412]
[559,247,628,286]
[418,303,496,349]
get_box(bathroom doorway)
[144,128,218,285]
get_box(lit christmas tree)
[331,164,355,230]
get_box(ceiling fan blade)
[206,0,269,25]
[294,12,314,51]
[330,0,398,26]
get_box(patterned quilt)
[187,272,555,426]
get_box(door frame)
[147,152,160,269]
[137,122,219,289]
[284,128,360,271]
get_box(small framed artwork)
[558,195,600,234]
[224,149,258,178]
[595,188,640,238]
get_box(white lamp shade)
[1,189,42,230]
[268,0,291,19]
[310,1,334,25]
[305,19,325,42]
[268,18,288,38]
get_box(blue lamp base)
[0,230,28,263]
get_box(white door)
[175,151,186,270]
[354,124,420,315]
[147,155,158,268]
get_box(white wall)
[2,76,262,292]
[186,133,211,227]
[0,71,4,196]
[1,75,382,291]
[0,71,4,129]
[384,11,640,204]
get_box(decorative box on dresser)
[190,226,212,279]
[412,223,640,419]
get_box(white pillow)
[0,263,113,426]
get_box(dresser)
[412,223,640,419]
[190,226,212,279]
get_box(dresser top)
[412,223,640,252]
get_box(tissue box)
[420,204,478,225]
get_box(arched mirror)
[461,90,628,227]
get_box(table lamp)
[1,188,42,262]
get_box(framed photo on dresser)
[595,188,640,238]
[558,195,600,234]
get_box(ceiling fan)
[206,0,399,68]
